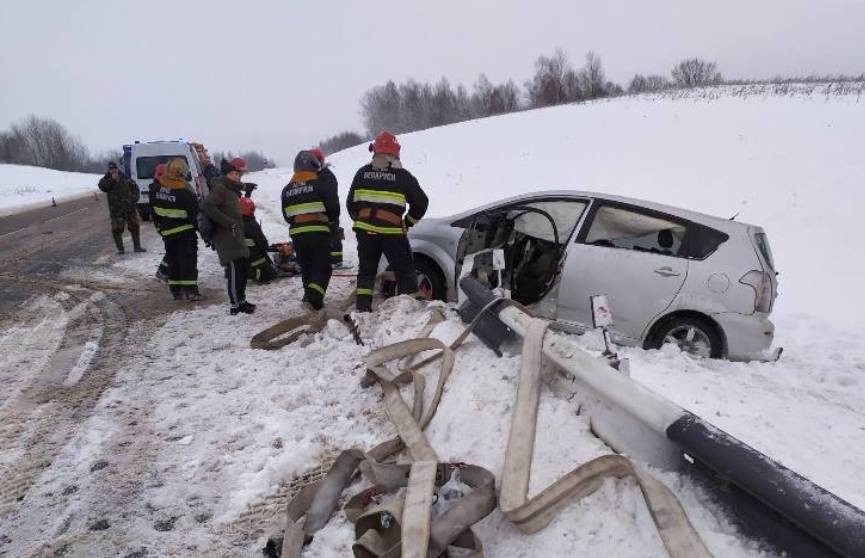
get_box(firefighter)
[238,197,277,283]
[150,163,170,282]
[308,148,346,269]
[98,161,145,254]
[281,150,340,310]
[202,157,256,315]
[346,131,428,312]
[149,158,202,301]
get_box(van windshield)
[136,156,192,180]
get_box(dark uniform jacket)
[347,161,428,235]
[148,179,199,237]
[202,177,249,266]
[281,170,340,236]
[98,172,139,218]
[242,214,271,269]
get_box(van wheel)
[415,259,446,301]
[648,315,722,359]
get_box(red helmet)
[370,131,401,156]
[229,157,248,173]
[309,148,325,165]
[154,163,168,180]
[238,196,255,216]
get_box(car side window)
[583,204,688,257]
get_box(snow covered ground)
[2,84,864,556]
[0,164,100,215]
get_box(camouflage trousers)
[110,212,140,234]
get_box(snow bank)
[0,164,100,215]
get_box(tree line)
[0,116,119,173]
[0,115,275,174]
[321,52,728,153]
[319,51,861,153]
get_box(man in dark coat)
[347,131,428,312]
[98,161,145,254]
[281,150,340,310]
[202,157,255,315]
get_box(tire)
[414,258,446,301]
[647,315,723,359]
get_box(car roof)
[449,189,757,233]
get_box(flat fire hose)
[265,301,710,557]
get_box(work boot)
[185,290,203,302]
[131,228,146,253]
[171,290,184,301]
[238,301,256,314]
[112,231,125,254]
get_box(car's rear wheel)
[648,315,723,359]
[415,258,446,301]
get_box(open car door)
[454,197,589,313]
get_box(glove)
[243,183,258,197]
[230,222,241,237]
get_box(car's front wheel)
[415,258,446,301]
[647,315,723,359]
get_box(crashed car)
[400,191,779,361]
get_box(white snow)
[3,84,864,557]
[0,164,100,215]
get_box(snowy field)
[3,84,865,556]
[0,164,100,215]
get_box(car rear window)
[682,224,728,260]
[136,155,191,180]
[754,232,775,270]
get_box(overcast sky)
[1,0,862,164]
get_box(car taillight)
[740,270,773,313]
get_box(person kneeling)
[239,197,278,284]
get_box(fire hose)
[258,298,711,557]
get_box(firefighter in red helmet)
[346,131,428,312]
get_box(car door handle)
[654,267,681,277]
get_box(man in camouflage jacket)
[98,161,145,254]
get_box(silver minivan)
[401,191,779,361]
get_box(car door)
[453,196,588,305]
[555,201,690,342]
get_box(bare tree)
[579,51,607,99]
[319,131,365,155]
[472,74,521,117]
[526,49,575,107]
[2,115,91,171]
[628,74,671,93]
[360,81,405,135]
[671,58,723,87]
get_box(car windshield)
[136,155,192,180]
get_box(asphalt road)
[0,195,119,313]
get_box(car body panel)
[406,189,777,361]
